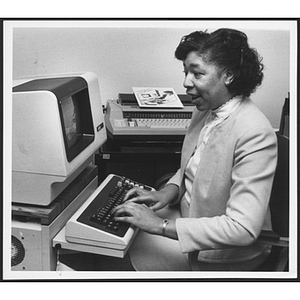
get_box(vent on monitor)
[11,236,25,267]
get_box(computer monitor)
[12,72,107,205]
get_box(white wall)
[10,20,293,128]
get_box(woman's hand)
[112,202,163,235]
[123,183,179,212]
[111,184,179,236]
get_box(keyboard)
[105,99,193,139]
[134,118,190,129]
[65,174,153,252]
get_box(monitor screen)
[58,80,95,162]
[61,95,81,149]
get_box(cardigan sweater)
[184,96,242,205]
[167,97,277,263]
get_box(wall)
[11,20,293,128]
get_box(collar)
[211,95,243,120]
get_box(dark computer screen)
[58,80,95,162]
[61,95,82,149]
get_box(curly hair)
[175,28,264,97]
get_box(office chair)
[155,132,289,272]
[254,132,289,271]
[279,93,289,137]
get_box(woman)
[113,28,277,271]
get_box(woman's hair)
[175,28,264,97]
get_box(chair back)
[269,133,289,237]
[279,94,289,137]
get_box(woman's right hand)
[123,183,179,212]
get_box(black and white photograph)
[1,16,298,295]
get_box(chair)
[254,132,289,271]
[155,132,289,272]
[279,93,289,137]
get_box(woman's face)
[183,51,232,111]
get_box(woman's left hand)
[112,202,162,235]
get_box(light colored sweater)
[167,97,277,263]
